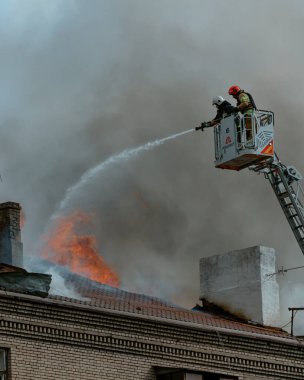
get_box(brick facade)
[0,291,303,379]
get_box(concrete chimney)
[0,202,23,267]
[200,246,280,327]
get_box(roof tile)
[47,272,291,340]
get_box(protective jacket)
[213,100,235,121]
[236,91,257,114]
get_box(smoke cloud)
[1,0,304,330]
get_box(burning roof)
[46,271,290,341]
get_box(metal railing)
[237,110,274,150]
[214,110,274,160]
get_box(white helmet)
[212,96,225,106]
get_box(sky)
[1,0,304,332]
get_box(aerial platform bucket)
[214,111,274,171]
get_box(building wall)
[1,338,155,380]
[0,293,303,380]
[1,337,276,380]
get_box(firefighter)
[196,96,235,131]
[228,85,257,143]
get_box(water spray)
[50,128,195,221]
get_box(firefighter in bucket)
[228,85,257,145]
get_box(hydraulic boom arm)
[251,155,304,255]
[200,108,304,255]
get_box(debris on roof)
[0,263,51,298]
[0,263,27,273]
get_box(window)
[185,374,202,380]
[156,368,238,380]
[157,371,184,380]
[0,349,7,380]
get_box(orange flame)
[41,211,120,287]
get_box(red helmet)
[228,85,241,96]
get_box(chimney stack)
[0,202,23,267]
[200,246,280,327]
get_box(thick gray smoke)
[1,0,304,331]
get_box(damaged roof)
[0,262,292,341]
[45,271,291,341]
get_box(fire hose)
[195,121,213,131]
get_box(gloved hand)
[195,122,210,131]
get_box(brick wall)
[0,293,303,380]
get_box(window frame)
[0,349,8,380]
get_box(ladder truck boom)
[252,156,304,255]
[201,110,304,256]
